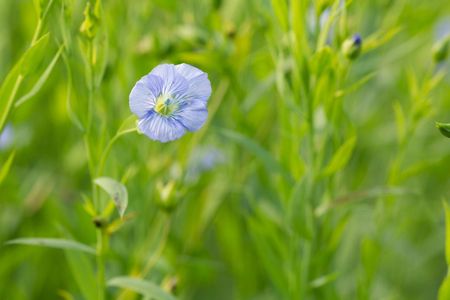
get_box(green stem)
[31,19,42,46]
[96,228,107,300]
[96,128,137,177]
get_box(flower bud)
[436,122,450,138]
[155,180,178,212]
[342,34,362,60]
[79,1,100,39]
[432,36,449,63]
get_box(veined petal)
[150,64,188,96]
[138,112,186,143]
[174,101,208,131]
[129,75,163,118]
[175,63,205,81]
[141,74,164,97]
[175,64,211,103]
[186,73,212,103]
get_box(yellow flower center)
[154,95,178,116]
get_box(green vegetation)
[0,0,449,299]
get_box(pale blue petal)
[129,75,163,118]
[150,64,188,96]
[138,112,186,143]
[174,101,208,131]
[141,74,164,97]
[175,63,211,103]
[175,63,204,80]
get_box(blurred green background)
[0,0,449,299]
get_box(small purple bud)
[353,34,362,46]
[342,33,363,59]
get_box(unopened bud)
[342,34,362,60]
[80,1,100,39]
[432,36,449,63]
[436,122,450,138]
[155,180,178,212]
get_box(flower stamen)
[155,95,178,116]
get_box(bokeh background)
[0,0,449,299]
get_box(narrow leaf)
[270,0,288,31]
[0,151,15,185]
[108,277,177,300]
[65,250,97,300]
[219,129,292,182]
[15,44,64,107]
[322,135,357,176]
[393,102,406,143]
[0,33,50,132]
[444,202,450,265]
[5,238,96,255]
[439,275,450,300]
[310,272,339,289]
[94,177,128,218]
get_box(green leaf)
[0,151,15,185]
[322,135,357,176]
[19,33,50,75]
[5,238,96,255]
[108,277,177,300]
[247,216,290,298]
[0,33,50,132]
[310,272,339,289]
[444,202,450,265]
[62,53,84,131]
[94,177,128,218]
[393,102,406,143]
[439,275,450,300]
[335,72,376,98]
[15,44,64,107]
[270,0,288,31]
[65,249,97,300]
[363,26,401,53]
[436,122,450,138]
[219,129,292,183]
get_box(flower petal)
[174,101,208,131]
[129,75,163,118]
[150,64,188,96]
[138,112,186,143]
[175,63,205,81]
[175,64,211,103]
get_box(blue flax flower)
[129,63,211,142]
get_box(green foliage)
[0,0,449,300]
[0,151,15,185]
[0,34,50,132]
[5,238,96,254]
[439,202,450,300]
[108,277,177,300]
[94,177,128,218]
[322,135,357,176]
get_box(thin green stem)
[96,228,107,300]
[96,128,137,177]
[31,20,42,46]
